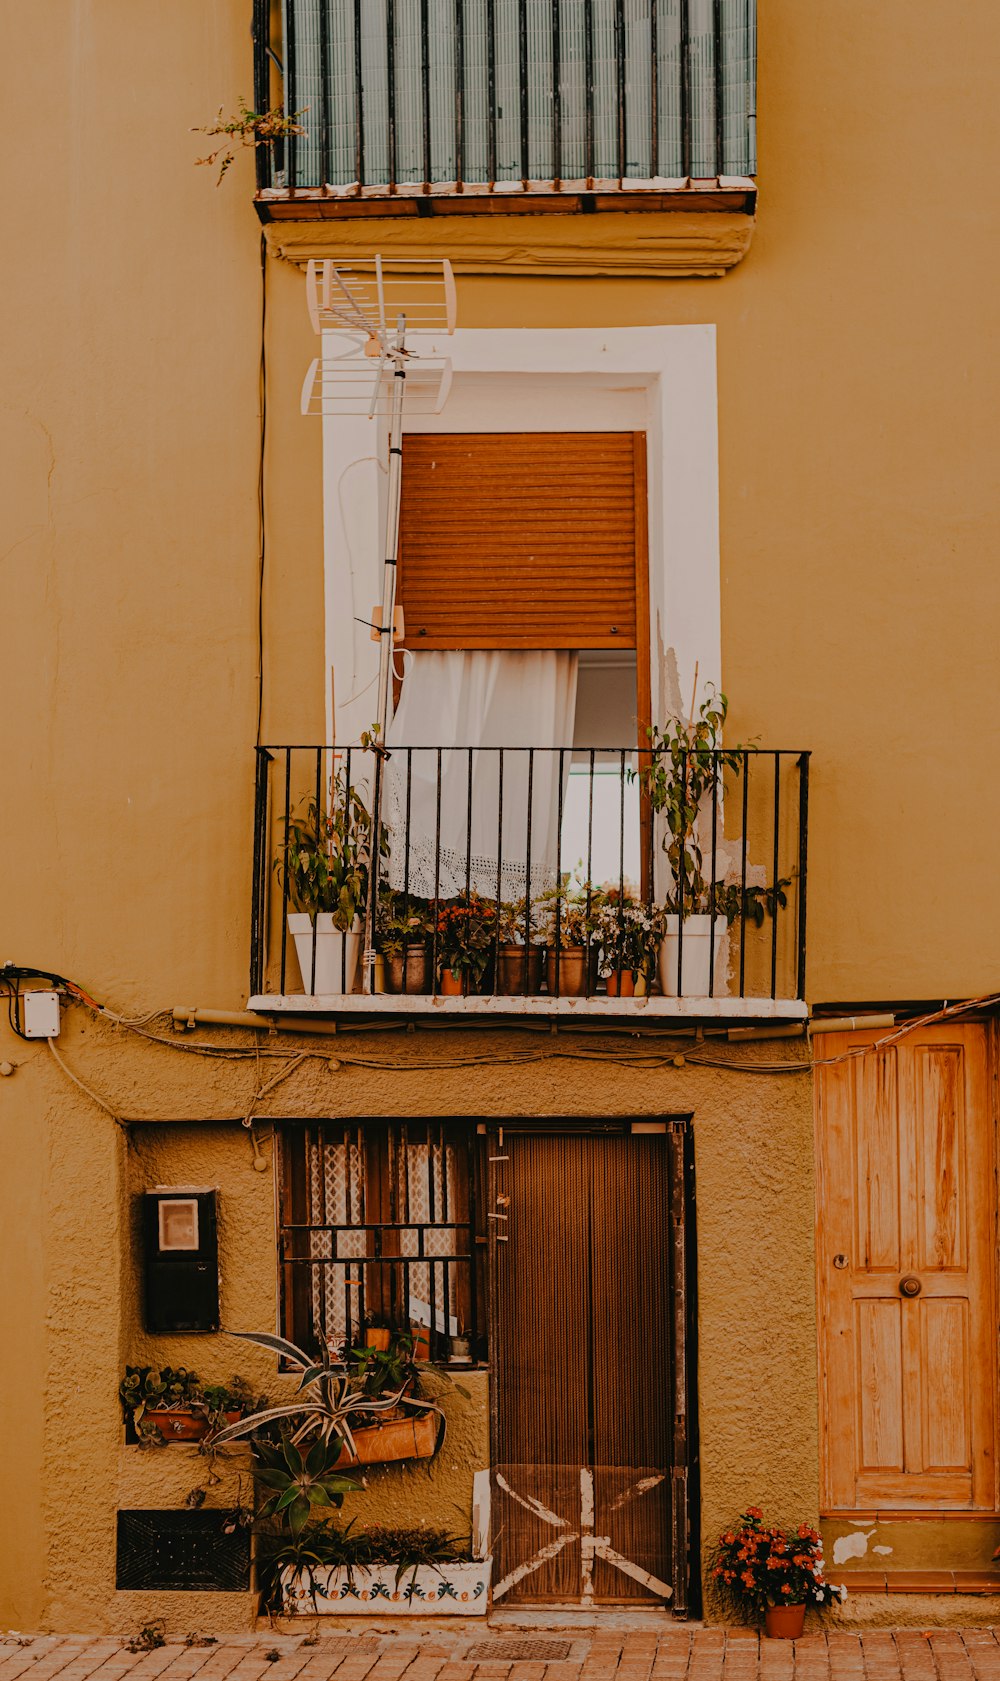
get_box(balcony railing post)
[707,749,718,998]
[353,0,365,188]
[551,0,562,186]
[796,752,810,1001]
[250,747,272,994]
[286,0,298,188]
[771,751,781,1001]
[251,0,272,190]
[738,749,749,998]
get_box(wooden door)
[815,1024,997,1511]
[488,1124,690,1607]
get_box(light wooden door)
[815,1024,997,1511]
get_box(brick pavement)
[5,1631,1000,1681]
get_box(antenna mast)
[301,255,456,992]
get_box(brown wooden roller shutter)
[396,431,649,650]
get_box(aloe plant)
[253,1436,360,1536]
[206,1330,410,1459]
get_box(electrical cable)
[7,964,1000,1120]
[256,230,267,748]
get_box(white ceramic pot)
[658,914,728,998]
[279,1557,492,1616]
[288,913,361,995]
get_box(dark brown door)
[489,1123,690,1609]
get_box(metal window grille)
[278,1119,487,1359]
[256,0,757,192]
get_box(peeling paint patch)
[873,1545,894,1555]
[833,1529,875,1564]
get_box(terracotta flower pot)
[764,1603,806,1640]
[142,1408,242,1442]
[364,1327,391,1352]
[439,966,467,996]
[332,1410,439,1468]
[605,969,635,997]
[545,946,598,998]
[386,948,430,993]
[496,943,545,995]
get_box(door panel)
[816,1024,997,1511]
[489,1126,685,1604]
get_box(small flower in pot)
[434,893,499,995]
[713,1508,846,1638]
[594,887,664,996]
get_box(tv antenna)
[300,255,457,992]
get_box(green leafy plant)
[119,1367,260,1437]
[256,1520,474,1614]
[712,1508,846,1617]
[193,97,307,185]
[375,890,433,959]
[346,1332,416,1406]
[634,687,743,919]
[536,875,607,947]
[253,1436,361,1537]
[275,769,387,931]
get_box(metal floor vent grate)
[466,1642,572,1661]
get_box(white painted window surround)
[321,325,721,748]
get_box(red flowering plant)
[433,893,499,988]
[712,1509,846,1617]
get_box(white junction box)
[22,990,61,1038]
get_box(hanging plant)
[192,97,307,185]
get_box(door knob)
[899,1275,922,1297]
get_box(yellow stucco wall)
[0,1014,816,1630]
[4,0,1000,1639]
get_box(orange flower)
[742,1571,755,1588]
[721,1532,735,1546]
[745,1507,763,1521]
[780,1584,792,1596]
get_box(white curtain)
[383,650,578,902]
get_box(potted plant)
[713,1508,846,1638]
[448,1329,472,1364]
[594,889,664,996]
[210,1328,446,1473]
[377,891,432,994]
[120,1367,259,1444]
[275,766,386,996]
[433,894,498,995]
[537,877,605,997]
[260,1521,492,1617]
[493,897,545,996]
[635,688,744,997]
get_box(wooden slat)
[398,432,646,650]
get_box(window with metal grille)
[277,1120,487,1361]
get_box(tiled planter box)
[279,1557,491,1615]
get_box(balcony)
[248,741,809,1020]
[251,0,756,221]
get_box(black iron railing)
[250,742,809,1001]
[252,0,756,195]
[278,1118,486,1361]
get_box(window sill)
[247,992,806,1023]
[259,190,756,278]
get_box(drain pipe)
[727,1013,895,1042]
[172,1007,338,1037]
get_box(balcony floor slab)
[247,993,807,1023]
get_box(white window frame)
[321,324,721,747]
